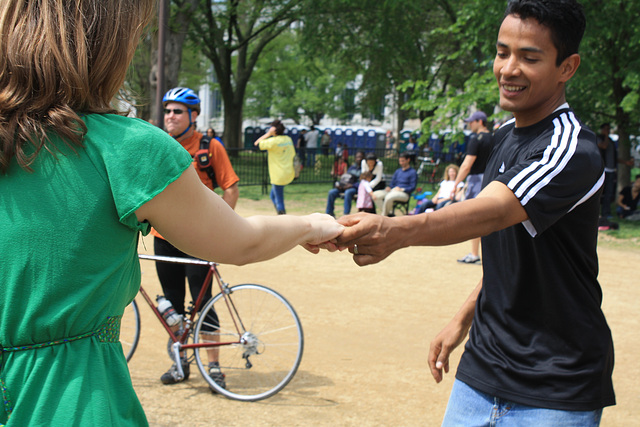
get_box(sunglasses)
[163,108,186,115]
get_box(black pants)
[153,237,218,330]
[601,171,616,217]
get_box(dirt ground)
[129,200,640,426]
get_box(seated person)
[356,171,376,214]
[372,152,418,216]
[325,151,364,217]
[416,164,464,213]
[361,152,385,191]
[331,155,348,179]
[617,174,640,219]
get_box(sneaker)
[208,362,226,392]
[457,254,481,264]
[160,360,190,385]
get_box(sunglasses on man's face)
[164,108,186,115]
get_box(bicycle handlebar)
[138,253,216,267]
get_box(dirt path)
[129,202,640,426]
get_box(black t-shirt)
[456,107,615,411]
[467,131,494,175]
[619,185,640,216]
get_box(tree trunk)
[223,101,244,151]
[149,0,199,125]
[615,107,633,192]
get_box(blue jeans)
[326,187,356,216]
[270,184,285,213]
[305,147,317,167]
[442,379,603,427]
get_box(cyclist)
[152,87,239,390]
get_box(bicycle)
[120,254,304,401]
[415,156,441,185]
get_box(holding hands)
[335,213,406,266]
[301,213,345,253]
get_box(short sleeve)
[258,138,275,151]
[210,139,239,190]
[83,115,192,232]
[497,129,602,235]
[466,134,479,156]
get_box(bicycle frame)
[127,253,305,401]
[137,254,242,378]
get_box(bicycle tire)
[193,284,304,401]
[121,299,141,362]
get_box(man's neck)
[513,98,568,128]
[175,126,195,143]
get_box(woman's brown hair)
[0,0,156,173]
[442,164,460,181]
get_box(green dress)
[0,114,191,426]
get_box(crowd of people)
[2,0,633,425]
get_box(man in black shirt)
[454,110,494,264]
[336,0,613,424]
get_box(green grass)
[226,183,332,214]
[598,217,640,250]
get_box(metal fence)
[227,148,451,193]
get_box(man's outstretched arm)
[336,180,528,266]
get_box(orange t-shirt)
[151,130,239,239]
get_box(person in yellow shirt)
[254,120,296,214]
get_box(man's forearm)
[222,183,239,209]
[392,181,528,248]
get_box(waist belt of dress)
[0,316,122,424]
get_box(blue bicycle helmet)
[163,87,200,107]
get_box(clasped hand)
[304,212,402,267]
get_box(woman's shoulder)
[84,114,164,136]
[82,113,186,161]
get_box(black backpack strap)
[195,135,218,188]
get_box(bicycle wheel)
[120,299,140,362]
[193,284,304,401]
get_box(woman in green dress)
[0,2,342,426]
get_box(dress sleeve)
[84,115,193,233]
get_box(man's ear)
[559,53,581,83]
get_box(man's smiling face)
[493,14,572,127]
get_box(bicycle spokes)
[193,284,304,401]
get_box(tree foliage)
[185,0,313,148]
[300,0,468,130]
[402,0,640,188]
[244,30,357,125]
[572,0,640,186]
[401,0,504,144]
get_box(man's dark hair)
[271,119,285,135]
[504,0,586,65]
[399,152,413,160]
[365,153,378,162]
